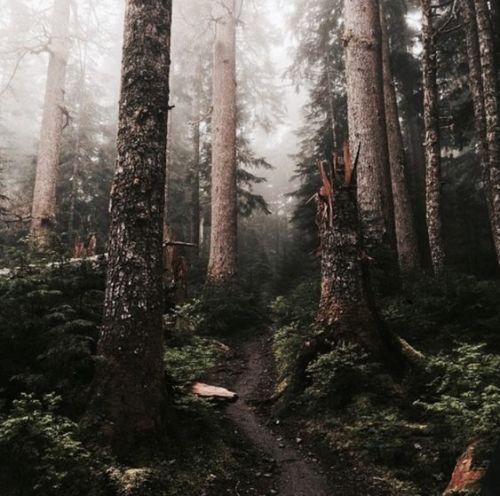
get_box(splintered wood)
[191,382,238,403]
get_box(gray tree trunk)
[90,0,172,456]
[207,0,238,284]
[421,0,446,276]
[343,0,396,261]
[474,0,500,266]
[380,7,421,276]
[30,0,70,248]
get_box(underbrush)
[0,265,261,496]
[271,272,500,495]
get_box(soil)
[209,333,334,496]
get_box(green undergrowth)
[0,264,265,495]
[271,272,500,495]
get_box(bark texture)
[190,62,202,251]
[91,0,172,455]
[421,0,446,276]
[343,0,396,260]
[315,156,405,373]
[30,0,70,247]
[380,8,421,276]
[207,0,238,284]
[474,0,500,265]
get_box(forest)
[0,0,500,494]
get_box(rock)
[444,442,483,495]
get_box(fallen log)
[191,382,238,403]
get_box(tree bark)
[421,0,446,276]
[90,0,172,456]
[190,60,203,252]
[315,157,406,375]
[343,0,396,262]
[460,0,499,267]
[380,7,421,276]
[30,0,70,248]
[474,0,500,266]
[207,0,238,284]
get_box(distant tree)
[207,0,238,284]
[380,5,421,276]
[421,0,446,276]
[90,0,172,455]
[30,0,71,248]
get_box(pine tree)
[90,0,172,455]
[421,0,446,275]
[30,0,70,247]
[207,0,238,284]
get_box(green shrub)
[200,283,265,335]
[273,322,306,379]
[0,393,106,496]
[416,343,500,451]
[304,343,382,407]
[164,336,218,386]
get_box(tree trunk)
[380,7,421,276]
[421,0,446,276]
[343,0,396,262]
[474,0,500,266]
[460,0,499,267]
[207,0,238,284]
[90,0,172,456]
[30,0,70,248]
[315,156,406,374]
[190,61,202,252]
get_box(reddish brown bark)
[207,0,238,284]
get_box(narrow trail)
[224,336,332,496]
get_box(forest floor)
[206,332,398,496]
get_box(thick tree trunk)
[380,8,421,276]
[30,0,70,247]
[315,156,405,374]
[207,0,238,284]
[343,0,396,262]
[474,0,500,266]
[421,0,446,276]
[460,0,499,266]
[90,0,172,456]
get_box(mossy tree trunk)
[315,154,405,373]
[90,0,172,456]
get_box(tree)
[343,0,396,262]
[302,151,415,387]
[380,6,421,276]
[421,0,446,276]
[460,0,498,266]
[207,0,238,284]
[474,0,500,266]
[90,0,172,455]
[30,0,71,247]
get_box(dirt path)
[224,336,332,496]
